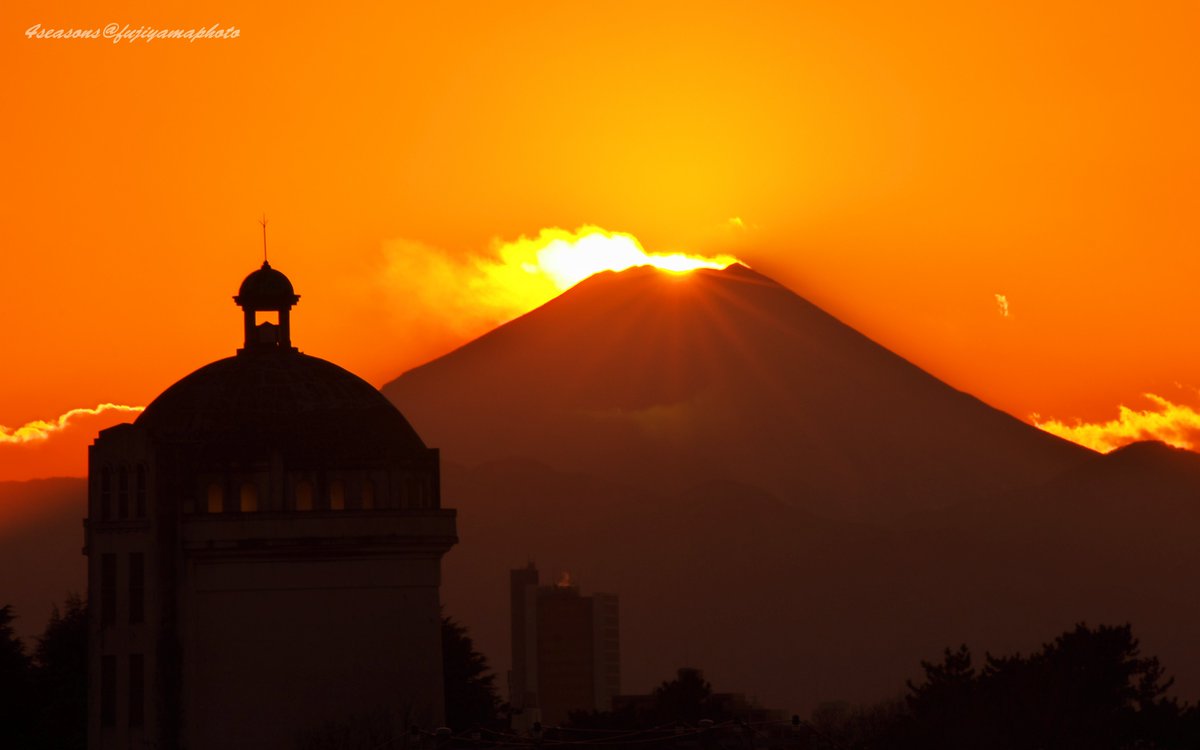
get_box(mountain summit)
[384,264,1088,519]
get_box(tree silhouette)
[903,643,976,746]
[0,599,89,750]
[441,615,499,731]
[0,605,34,748]
[654,667,714,725]
[30,595,87,750]
[568,667,729,731]
[898,623,1196,750]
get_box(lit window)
[240,482,258,513]
[329,480,345,510]
[295,480,313,511]
[207,483,223,514]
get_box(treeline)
[802,623,1200,749]
[6,608,1200,749]
[566,623,1200,750]
[0,596,87,750]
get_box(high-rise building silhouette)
[85,261,457,749]
[509,564,619,726]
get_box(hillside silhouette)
[432,446,1200,714]
[383,264,1089,521]
[378,266,1200,711]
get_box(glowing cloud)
[1032,394,1200,453]
[994,293,1010,318]
[497,226,741,290]
[0,403,145,445]
[378,226,742,356]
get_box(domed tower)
[85,262,457,750]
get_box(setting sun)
[514,226,741,290]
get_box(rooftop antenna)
[259,214,269,263]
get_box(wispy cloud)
[994,293,1010,318]
[1032,394,1200,453]
[0,404,145,445]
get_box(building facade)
[509,565,620,726]
[85,262,457,749]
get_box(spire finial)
[259,214,269,264]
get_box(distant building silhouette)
[85,262,457,749]
[509,564,619,726]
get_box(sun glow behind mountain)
[378,226,744,364]
[516,226,742,290]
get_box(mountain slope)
[384,264,1089,519]
[7,453,1200,716]
[438,448,1200,716]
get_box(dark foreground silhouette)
[564,624,1200,750]
[0,598,87,750]
[4,604,1198,749]
[0,599,500,750]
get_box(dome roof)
[136,349,428,465]
[235,261,298,309]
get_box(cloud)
[377,225,741,344]
[994,293,1009,318]
[0,403,145,445]
[1032,394,1200,453]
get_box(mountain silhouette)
[384,264,1089,520]
[378,265,1200,713]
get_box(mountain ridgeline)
[382,264,1200,713]
[383,264,1089,521]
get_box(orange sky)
[3,1,1200,479]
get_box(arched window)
[406,475,429,509]
[207,483,223,514]
[402,475,416,508]
[135,465,147,518]
[329,480,345,511]
[361,479,375,510]
[240,482,258,513]
[100,467,113,520]
[295,480,313,511]
[117,466,130,519]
